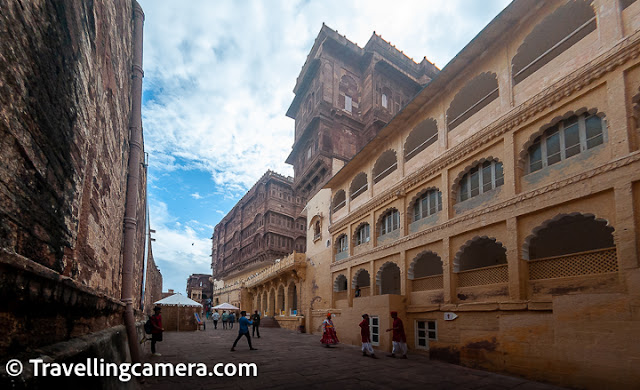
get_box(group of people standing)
[211,310,236,329]
[321,311,407,359]
[210,310,261,337]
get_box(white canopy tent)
[155,293,202,307]
[154,293,202,331]
[212,302,239,310]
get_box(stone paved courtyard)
[140,323,570,390]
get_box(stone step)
[259,316,281,328]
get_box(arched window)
[350,172,368,200]
[455,237,507,272]
[334,274,348,291]
[312,218,321,240]
[412,189,442,222]
[409,251,443,279]
[335,234,348,255]
[353,269,370,288]
[373,150,397,184]
[333,190,346,212]
[527,112,605,173]
[354,223,370,246]
[512,0,596,84]
[377,262,401,295]
[381,87,392,109]
[339,75,358,113]
[405,118,438,161]
[524,214,617,280]
[379,209,400,236]
[458,160,504,202]
[447,72,499,131]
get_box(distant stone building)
[226,1,640,389]
[285,24,439,199]
[186,273,213,302]
[0,0,153,384]
[211,171,307,284]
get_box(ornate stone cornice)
[330,151,640,270]
[329,30,640,235]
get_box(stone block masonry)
[0,0,151,361]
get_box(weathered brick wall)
[0,0,146,355]
[143,245,163,315]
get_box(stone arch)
[512,0,596,84]
[447,72,499,131]
[333,274,348,292]
[376,207,399,237]
[350,172,368,200]
[373,149,398,184]
[352,221,371,246]
[453,236,507,272]
[268,288,276,316]
[376,261,401,295]
[405,118,438,161]
[287,280,298,312]
[277,284,285,315]
[408,251,443,279]
[335,233,348,255]
[452,156,503,202]
[351,268,370,288]
[332,189,346,212]
[261,291,268,315]
[522,213,615,260]
[518,107,606,172]
[408,186,442,221]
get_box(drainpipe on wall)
[122,1,145,365]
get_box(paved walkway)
[140,324,569,390]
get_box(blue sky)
[137,0,513,294]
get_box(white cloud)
[149,201,212,290]
[138,0,513,291]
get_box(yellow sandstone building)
[213,1,640,388]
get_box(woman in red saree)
[320,313,339,347]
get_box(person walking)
[385,311,408,359]
[222,310,229,330]
[229,311,236,329]
[212,309,220,329]
[320,312,339,348]
[230,311,257,352]
[150,306,164,356]
[251,310,261,338]
[359,314,377,358]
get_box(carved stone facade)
[285,24,439,199]
[211,171,307,280]
[186,273,213,302]
[300,1,640,389]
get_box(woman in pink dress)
[320,313,339,347]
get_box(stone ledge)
[407,305,440,313]
[499,302,529,310]
[527,301,553,311]
[455,302,499,311]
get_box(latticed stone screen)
[528,247,617,280]
[457,264,508,287]
[412,275,443,291]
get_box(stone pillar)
[284,283,290,315]
[442,237,454,304]
[615,183,638,269]
[399,250,407,297]
[370,261,377,296]
[504,131,517,197]
[608,72,631,156]
[506,217,525,300]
